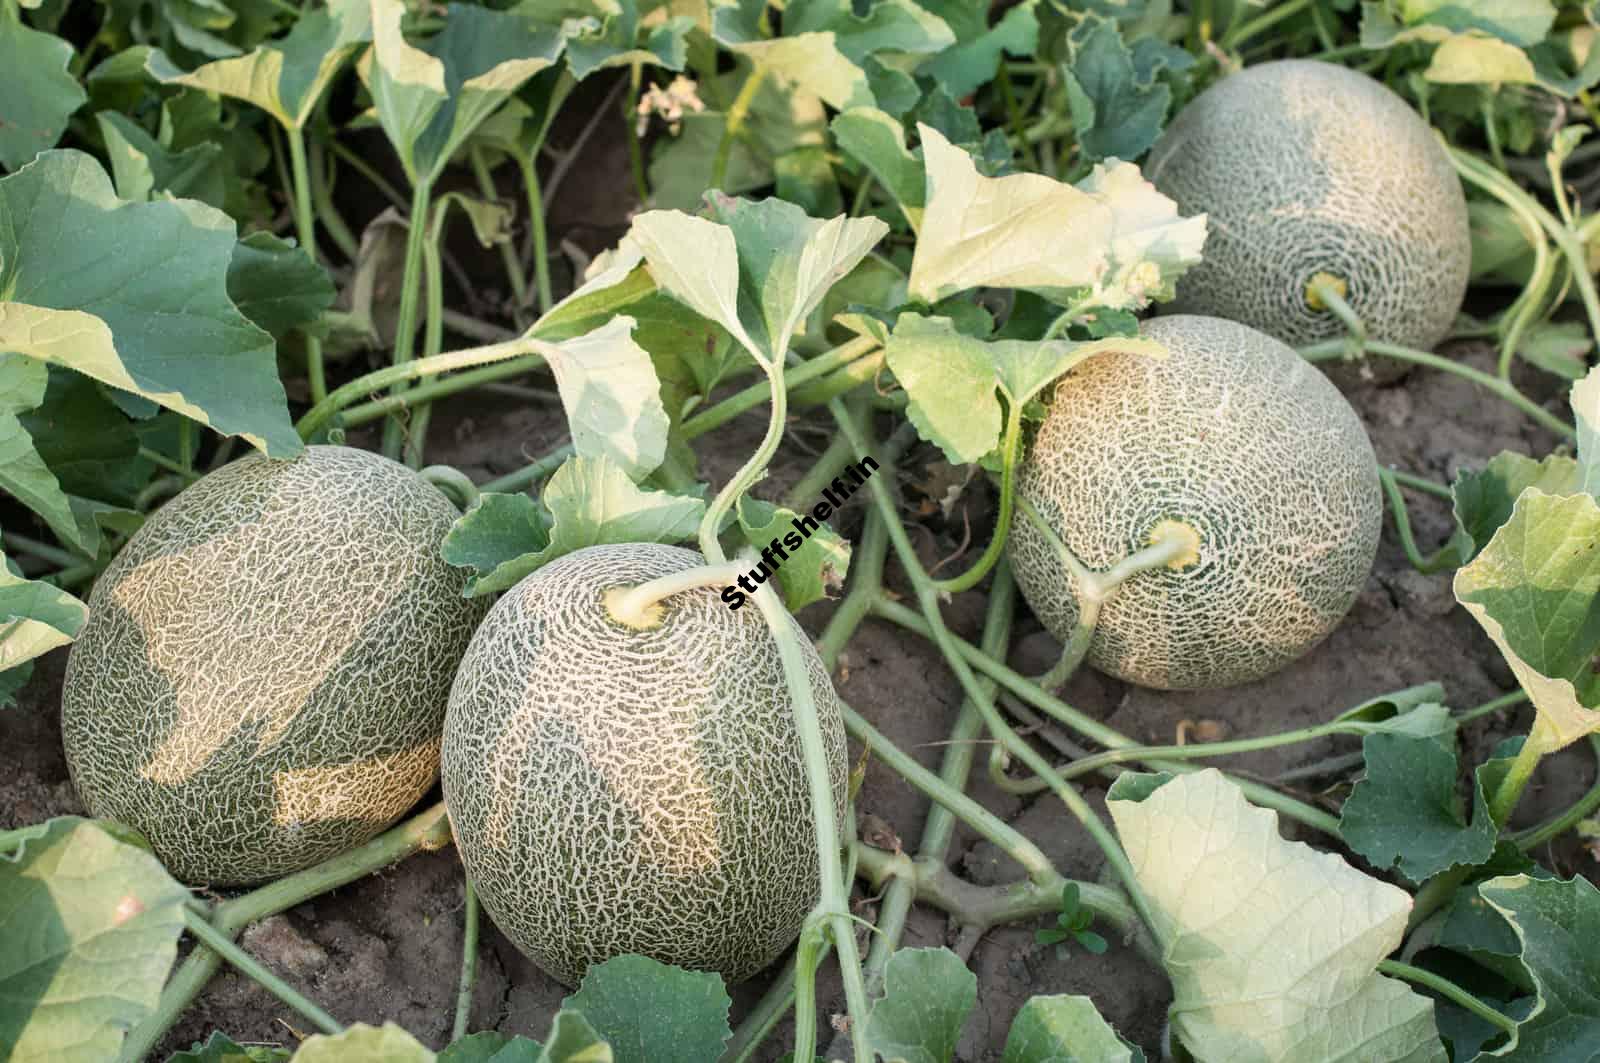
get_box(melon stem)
[751,580,873,1063]
[604,563,742,629]
[698,361,787,564]
[931,405,1022,595]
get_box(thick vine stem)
[932,406,1022,595]
[826,399,1163,940]
[1377,960,1518,1034]
[452,880,480,1041]
[381,179,437,459]
[1300,336,1574,439]
[699,361,785,563]
[852,845,1149,962]
[1489,731,1547,826]
[285,126,327,405]
[420,465,480,511]
[603,563,741,629]
[868,596,1345,837]
[1378,468,1463,574]
[750,581,871,1063]
[182,909,342,1036]
[296,334,556,439]
[119,804,452,1062]
[1513,734,1600,850]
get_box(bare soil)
[3,95,1594,1060]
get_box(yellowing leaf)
[907,125,1205,307]
[1454,488,1600,755]
[1107,770,1446,1063]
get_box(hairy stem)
[119,805,452,1063]
[1377,959,1518,1034]
[452,881,480,1041]
[516,153,554,317]
[381,179,437,458]
[469,147,529,309]
[182,908,342,1036]
[286,126,327,404]
[712,65,769,192]
[698,363,786,563]
[932,406,1021,594]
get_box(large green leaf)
[1360,0,1555,49]
[0,14,85,171]
[225,231,336,342]
[1340,732,1499,883]
[363,0,562,183]
[144,0,371,129]
[438,1013,611,1062]
[907,125,1205,307]
[1475,874,1600,1058]
[884,312,1161,464]
[914,0,1038,98]
[0,353,80,550]
[1001,995,1143,1063]
[1453,488,1600,755]
[290,1024,434,1061]
[0,151,301,457]
[713,0,875,110]
[441,457,705,595]
[0,818,191,1062]
[522,0,693,81]
[0,548,87,674]
[1107,770,1447,1062]
[563,954,731,1063]
[863,947,976,1063]
[1061,14,1169,163]
[629,197,887,363]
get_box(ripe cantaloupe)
[1007,315,1381,690]
[61,445,486,886]
[441,542,847,986]
[1145,60,1470,357]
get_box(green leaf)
[438,1032,523,1063]
[1426,35,1540,84]
[1330,685,1457,741]
[0,547,88,672]
[1107,769,1447,1063]
[830,107,926,228]
[1340,733,1499,883]
[783,0,955,61]
[290,1023,435,1062]
[0,817,191,1063]
[735,495,851,610]
[1575,366,1599,497]
[563,954,731,1063]
[144,0,371,129]
[629,197,887,362]
[533,1010,612,1062]
[0,151,301,457]
[774,147,843,219]
[19,370,146,506]
[94,111,227,208]
[1475,873,1600,1058]
[884,312,1161,464]
[1452,452,1582,559]
[1453,488,1600,755]
[0,353,81,550]
[165,1032,292,1062]
[441,458,705,595]
[1061,14,1169,163]
[0,15,85,170]
[915,0,1039,98]
[363,0,561,183]
[907,125,1205,307]
[862,947,976,1063]
[0,661,33,708]
[226,232,336,341]
[1001,995,1143,1063]
[533,0,693,81]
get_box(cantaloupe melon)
[61,445,486,886]
[1145,60,1470,357]
[441,542,847,986]
[1007,315,1381,690]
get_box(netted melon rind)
[61,445,487,886]
[441,542,848,987]
[1007,315,1382,690]
[1145,60,1470,357]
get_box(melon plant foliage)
[0,0,1599,1061]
